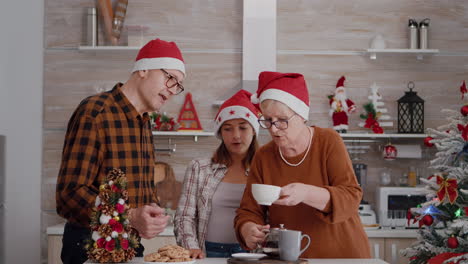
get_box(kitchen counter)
[85,257,390,264]
[47,223,418,238]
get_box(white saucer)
[231,253,267,260]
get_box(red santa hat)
[214,90,261,138]
[336,76,346,92]
[251,71,309,120]
[132,38,185,76]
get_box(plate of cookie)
[144,244,195,264]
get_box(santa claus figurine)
[329,76,356,133]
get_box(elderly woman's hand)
[274,183,309,206]
[240,222,270,250]
[274,183,331,210]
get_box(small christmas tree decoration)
[359,82,392,133]
[447,236,459,249]
[86,169,139,263]
[401,83,468,264]
[150,112,180,131]
[177,93,203,131]
[328,76,356,133]
[424,136,435,147]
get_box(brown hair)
[211,134,259,169]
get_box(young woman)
[174,90,260,258]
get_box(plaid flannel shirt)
[174,158,228,251]
[56,83,157,226]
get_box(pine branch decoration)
[86,168,138,263]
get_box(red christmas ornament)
[424,136,434,147]
[422,215,434,226]
[447,236,459,249]
[461,105,468,116]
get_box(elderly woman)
[234,71,370,258]
[175,90,260,258]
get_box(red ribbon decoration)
[457,124,468,141]
[364,113,383,133]
[461,80,467,99]
[436,176,458,204]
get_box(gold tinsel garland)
[86,169,138,263]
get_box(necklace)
[279,127,312,167]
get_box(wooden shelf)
[341,133,427,139]
[366,49,439,60]
[152,131,214,142]
[78,46,242,54]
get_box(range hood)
[214,0,277,106]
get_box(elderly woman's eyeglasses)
[258,114,297,130]
[161,69,184,95]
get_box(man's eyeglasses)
[161,69,184,95]
[258,114,297,130]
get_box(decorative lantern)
[397,82,424,133]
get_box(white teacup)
[251,184,281,206]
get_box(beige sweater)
[234,127,371,258]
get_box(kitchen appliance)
[358,204,377,226]
[352,163,367,189]
[353,163,377,226]
[376,187,427,228]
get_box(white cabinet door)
[368,238,385,260]
[384,238,416,264]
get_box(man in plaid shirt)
[56,38,186,264]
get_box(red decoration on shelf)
[382,143,397,160]
[424,136,435,147]
[421,215,434,226]
[461,105,468,116]
[447,236,459,249]
[177,92,203,131]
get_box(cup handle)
[299,234,311,256]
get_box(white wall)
[0,0,43,263]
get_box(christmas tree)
[358,82,393,133]
[401,82,468,264]
[86,169,139,263]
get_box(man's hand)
[129,203,170,239]
[189,249,204,259]
[240,222,269,250]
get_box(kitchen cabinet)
[384,238,416,264]
[48,223,416,264]
[368,237,417,264]
[368,238,385,259]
